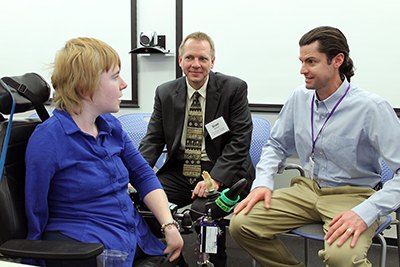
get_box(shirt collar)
[53,109,113,136]
[186,76,208,100]
[316,78,350,111]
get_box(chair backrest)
[379,159,400,213]
[0,73,50,245]
[118,113,152,148]
[119,114,272,170]
[118,113,164,169]
[0,118,42,245]
[250,116,271,168]
[380,159,394,184]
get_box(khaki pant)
[229,177,379,267]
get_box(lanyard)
[311,83,350,159]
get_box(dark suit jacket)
[139,71,255,195]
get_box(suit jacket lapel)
[205,72,221,138]
[172,78,187,152]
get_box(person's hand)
[324,210,368,248]
[163,225,184,262]
[233,187,272,215]
[191,179,221,199]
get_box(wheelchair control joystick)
[128,173,248,267]
[194,172,248,267]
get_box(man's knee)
[229,211,267,242]
[229,212,247,242]
[318,244,371,267]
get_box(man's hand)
[325,210,368,248]
[233,187,272,215]
[191,179,221,199]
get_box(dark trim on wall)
[124,0,139,108]
[176,0,183,79]
[249,103,283,113]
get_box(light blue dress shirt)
[253,79,400,226]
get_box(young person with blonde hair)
[25,37,184,266]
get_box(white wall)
[182,0,400,107]
[3,0,400,110]
[135,0,176,112]
[0,0,132,100]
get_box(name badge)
[200,222,219,254]
[309,156,315,180]
[205,117,230,140]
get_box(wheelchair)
[0,73,187,267]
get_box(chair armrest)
[277,163,306,177]
[0,239,104,260]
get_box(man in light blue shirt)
[230,26,400,267]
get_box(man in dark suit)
[139,32,254,267]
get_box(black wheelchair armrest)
[0,239,104,260]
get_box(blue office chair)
[250,116,271,168]
[381,160,400,264]
[118,113,165,170]
[251,160,394,267]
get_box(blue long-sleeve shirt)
[25,109,166,266]
[253,79,400,227]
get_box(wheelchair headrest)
[0,73,51,114]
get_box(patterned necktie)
[183,91,203,184]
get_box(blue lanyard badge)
[311,83,350,159]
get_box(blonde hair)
[179,31,215,59]
[51,37,121,114]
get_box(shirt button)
[112,178,116,183]
[123,206,127,211]
[321,116,325,119]
[320,152,323,155]
[130,228,134,233]
[105,156,109,160]
[321,167,325,171]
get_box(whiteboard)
[0,0,132,101]
[182,0,400,107]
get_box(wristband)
[220,188,240,206]
[161,220,180,232]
